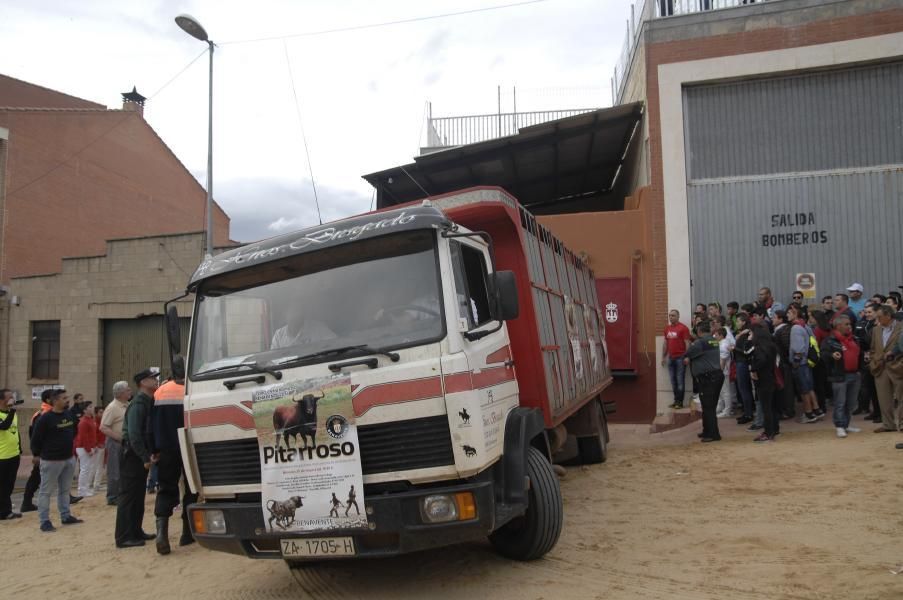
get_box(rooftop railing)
[611,0,782,104]
[424,108,599,149]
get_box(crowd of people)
[663,284,903,443]
[0,359,196,555]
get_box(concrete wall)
[4,231,204,412]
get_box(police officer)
[0,389,22,520]
[114,367,159,548]
[152,357,197,554]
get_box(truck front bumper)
[189,479,499,561]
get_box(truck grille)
[193,415,455,487]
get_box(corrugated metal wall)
[684,63,903,306]
[684,62,903,180]
[687,170,903,305]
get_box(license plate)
[281,537,355,557]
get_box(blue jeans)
[735,361,755,418]
[667,357,686,405]
[38,457,75,524]
[832,373,861,429]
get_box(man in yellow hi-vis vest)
[0,388,22,520]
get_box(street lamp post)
[175,14,215,256]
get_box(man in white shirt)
[271,303,335,349]
[99,381,131,506]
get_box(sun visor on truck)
[188,205,451,289]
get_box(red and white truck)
[167,187,613,565]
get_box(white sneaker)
[836,427,847,438]
[692,394,701,406]
[845,426,861,433]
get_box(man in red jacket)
[820,315,861,438]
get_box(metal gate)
[101,317,190,405]
[683,62,903,305]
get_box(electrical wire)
[5,114,131,199]
[148,47,209,99]
[283,40,322,225]
[399,164,430,198]
[220,0,549,45]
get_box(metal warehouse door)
[683,62,903,305]
[102,317,190,405]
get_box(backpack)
[807,335,820,368]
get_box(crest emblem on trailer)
[605,302,619,324]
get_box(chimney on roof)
[121,86,146,117]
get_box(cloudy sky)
[1,0,635,242]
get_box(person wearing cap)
[152,357,197,554]
[30,388,84,531]
[114,367,159,548]
[846,283,867,317]
[20,389,59,512]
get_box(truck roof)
[187,205,450,289]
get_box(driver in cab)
[270,303,336,349]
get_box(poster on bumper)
[252,373,368,533]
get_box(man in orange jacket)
[152,356,197,554]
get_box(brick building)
[0,74,232,409]
[610,0,903,427]
[365,0,903,426]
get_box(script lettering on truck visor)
[252,374,368,533]
[194,212,418,278]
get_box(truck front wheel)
[489,446,563,561]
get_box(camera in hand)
[13,399,24,405]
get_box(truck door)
[443,239,518,472]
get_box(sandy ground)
[7,418,903,600]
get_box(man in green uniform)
[114,367,159,548]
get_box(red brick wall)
[643,7,903,325]
[0,109,230,280]
[0,74,104,109]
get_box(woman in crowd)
[74,403,99,497]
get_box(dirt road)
[8,422,903,600]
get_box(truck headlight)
[420,495,458,523]
[192,509,227,534]
[419,492,477,523]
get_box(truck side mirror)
[165,304,181,356]
[491,271,519,321]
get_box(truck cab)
[173,189,611,565]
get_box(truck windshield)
[189,230,443,378]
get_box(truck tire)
[489,446,563,561]
[577,398,608,464]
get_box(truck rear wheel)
[577,398,608,464]
[489,446,562,561]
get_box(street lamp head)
[175,14,209,42]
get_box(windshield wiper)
[197,359,282,380]
[274,344,400,367]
